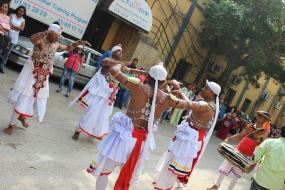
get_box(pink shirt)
[0,15,10,34]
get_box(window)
[241,98,251,112]
[89,52,101,67]
[224,88,236,105]
[172,58,192,81]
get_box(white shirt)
[9,14,25,44]
[182,87,193,99]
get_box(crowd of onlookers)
[215,100,282,140]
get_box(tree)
[198,0,285,91]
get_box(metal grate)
[149,0,205,79]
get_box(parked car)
[240,112,251,124]
[9,36,102,85]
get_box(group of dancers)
[3,23,282,190]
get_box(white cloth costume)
[153,120,199,189]
[70,67,118,138]
[5,24,62,124]
[6,59,52,122]
[87,112,151,181]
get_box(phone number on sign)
[57,19,84,35]
[14,0,47,17]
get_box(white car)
[9,36,102,85]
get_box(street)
[0,63,266,190]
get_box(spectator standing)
[169,83,195,126]
[56,45,85,97]
[250,125,285,190]
[0,1,10,74]
[219,100,226,121]
[0,1,10,36]
[0,5,26,75]
[114,58,138,109]
[159,77,172,124]
[214,100,226,130]
[216,112,234,140]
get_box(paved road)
[0,63,274,190]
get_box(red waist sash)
[114,127,147,190]
[236,136,258,157]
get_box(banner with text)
[10,0,99,39]
[108,0,152,33]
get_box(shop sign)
[10,0,99,38]
[108,0,152,33]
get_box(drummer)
[207,110,271,190]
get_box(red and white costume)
[86,112,154,189]
[218,124,269,178]
[70,68,119,139]
[153,120,199,190]
[213,123,270,190]
[6,24,63,125]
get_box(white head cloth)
[48,24,63,34]
[198,80,221,163]
[111,45,122,52]
[131,63,167,183]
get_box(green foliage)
[250,95,267,117]
[200,0,285,88]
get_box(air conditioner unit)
[231,75,241,85]
[274,101,281,109]
[209,62,220,73]
[263,93,270,101]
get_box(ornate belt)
[32,61,52,97]
[107,80,119,106]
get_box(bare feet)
[72,131,80,141]
[207,184,219,190]
[17,116,29,128]
[4,125,15,135]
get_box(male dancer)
[4,23,90,135]
[71,45,125,140]
[153,80,221,190]
[86,63,211,189]
[207,110,271,190]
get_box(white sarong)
[6,59,51,122]
[71,68,115,138]
[153,120,199,190]
[87,112,153,185]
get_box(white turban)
[149,65,167,81]
[111,45,122,52]
[48,24,63,34]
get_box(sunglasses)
[257,114,264,118]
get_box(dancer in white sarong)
[70,45,126,141]
[153,80,221,190]
[85,64,207,190]
[4,23,90,135]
